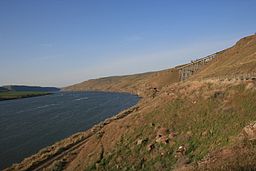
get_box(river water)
[0,91,139,169]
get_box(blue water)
[0,91,139,169]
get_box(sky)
[0,0,256,87]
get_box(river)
[0,91,139,169]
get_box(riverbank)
[0,91,52,101]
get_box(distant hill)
[64,68,179,97]
[0,87,9,92]
[3,85,60,92]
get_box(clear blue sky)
[0,0,256,87]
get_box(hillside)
[64,68,179,97]
[66,35,256,93]
[5,34,256,171]
[191,34,256,80]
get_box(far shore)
[0,91,53,101]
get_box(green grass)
[84,83,256,170]
[0,91,51,100]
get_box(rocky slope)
[5,34,256,171]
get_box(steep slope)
[191,34,256,80]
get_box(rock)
[169,131,177,139]
[181,131,192,141]
[95,163,100,169]
[157,127,169,137]
[209,129,214,135]
[156,135,169,144]
[213,91,224,98]
[202,130,208,137]
[149,123,155,127]
[246,82,255,90]
[243,121,256,140]
[155,128,171,144]
[103,119,111,125]
[147,143,154,151]
[155,137,161,143]
[137,138,148,145]
[96,131,104,138]
[176,145,186,157]
[137,139,143,145]
[186,131,193,136]
[192,100,197,104]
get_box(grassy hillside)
[63,34,256,170]
[5,35,256,171]
[76,80,256,171]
